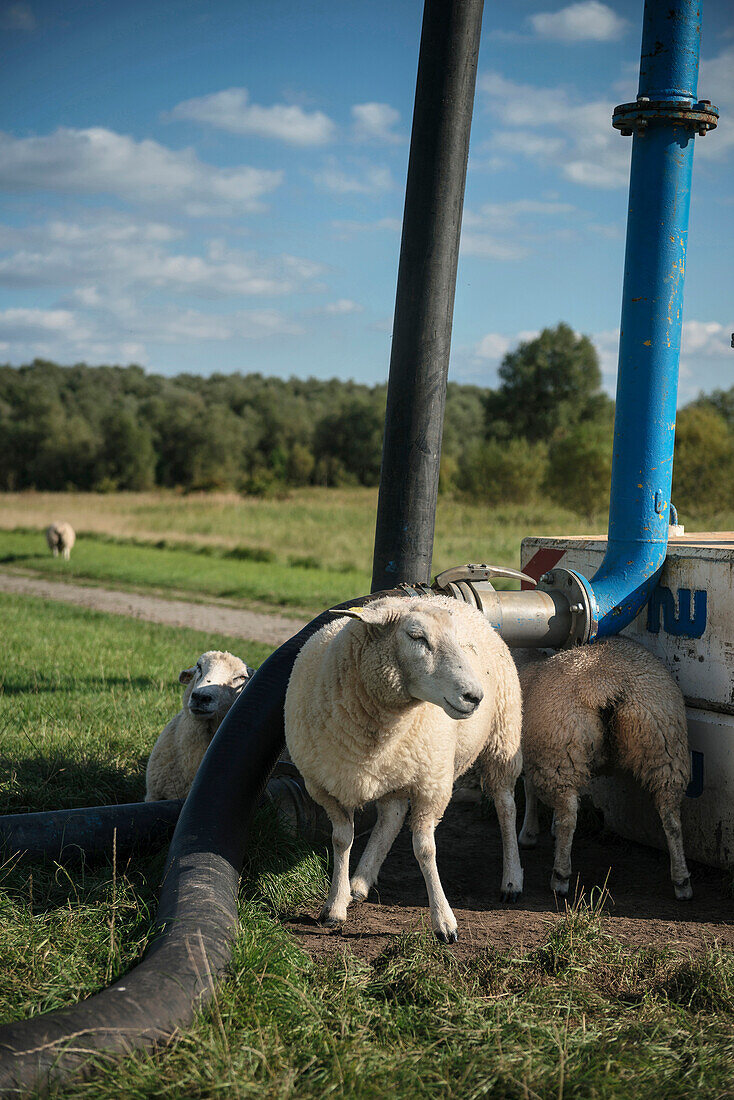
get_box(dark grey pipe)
[0,775,370,868]
[0,589,407,1096]
[0,800,183,864]
[372,0,484,592]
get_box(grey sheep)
[46,522,75,560]
[518,637,692,900]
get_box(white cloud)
[454,328,541,383]
[169,88,336,147]
[351,103,403,145]
[479,71,630,188]
[0,307,83,338]
[474,333,511,360]
[698,46,734,159]
[590,320,734,402]
[466,322,734,400]
[0,3,36,30]
[330,216,401,239]
[529,2,628,42]
[0,127,282,215]
[465,198,576,231]
[313,159,393,195]
[473,329,541,362]
[0,217,323,299]
[460,234,527,260]
[682,320,733,357]
[0,298,305,366]
[460,198,576,259]
[323,299,364,315]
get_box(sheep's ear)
[179,666,196,684]
[339,606,368,620]
[340,605,394,628]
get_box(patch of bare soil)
[0,571,307,647]
[286,802,734,962]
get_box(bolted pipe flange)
[536,567,596,646]
[612,98,719,135]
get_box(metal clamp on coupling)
[432,563,577,649]
[432,562,535,610]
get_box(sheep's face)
[178,650,253,722]
[342,602,484,719]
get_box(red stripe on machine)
[521,548,565,590]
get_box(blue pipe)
[572,0,717,640]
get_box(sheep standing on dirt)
[45,522,75,560]
[517,637,693,900]
[285,594,524,943]
[145,650,253,802]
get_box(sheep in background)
[285,594,523,944]
[46,522,76,560]
[145,650,254,802]
[518,637,692,900]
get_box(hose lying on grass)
[0,587,414,1097]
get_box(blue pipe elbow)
[563,0,716,643]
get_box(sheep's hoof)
[318,906,345,928]
[435,928,459,945]
[500,887,522,904]
[674,876,693,901]
[350,877,370,903]
[518,830,538,849]
[550,872,570,896]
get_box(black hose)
[0,800,184,864]
[0,589,408,1096]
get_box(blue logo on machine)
[647,586,707,638]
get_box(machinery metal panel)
[521,534,734,714]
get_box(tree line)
[1,323,731,517]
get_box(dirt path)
[0,571,308,647]
[286,801,734,960]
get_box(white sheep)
[284,594,523,943]
[45,522,76,560]
[145,650,253,802]
[517,636,693,900]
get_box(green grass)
[0,528,370,616]
[0,591,273,813]
[1,594,733,1097]
[0,489,612,615]
[5,487,734,619]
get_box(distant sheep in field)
[145,650,254,802]
[46,522,75,560]
[518,637,693,900]
[285,594,523,944]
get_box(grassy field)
[4,490,734,617]
[0,487,607,570]
[0,528,369,616]
[0,490,611,615]
[1,594,733,1097]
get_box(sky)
[0,0,732,403]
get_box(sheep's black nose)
[190,690,213,706]
[461,689,483,709]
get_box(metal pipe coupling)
[431,563,577,648]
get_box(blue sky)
[0,0,732,403]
